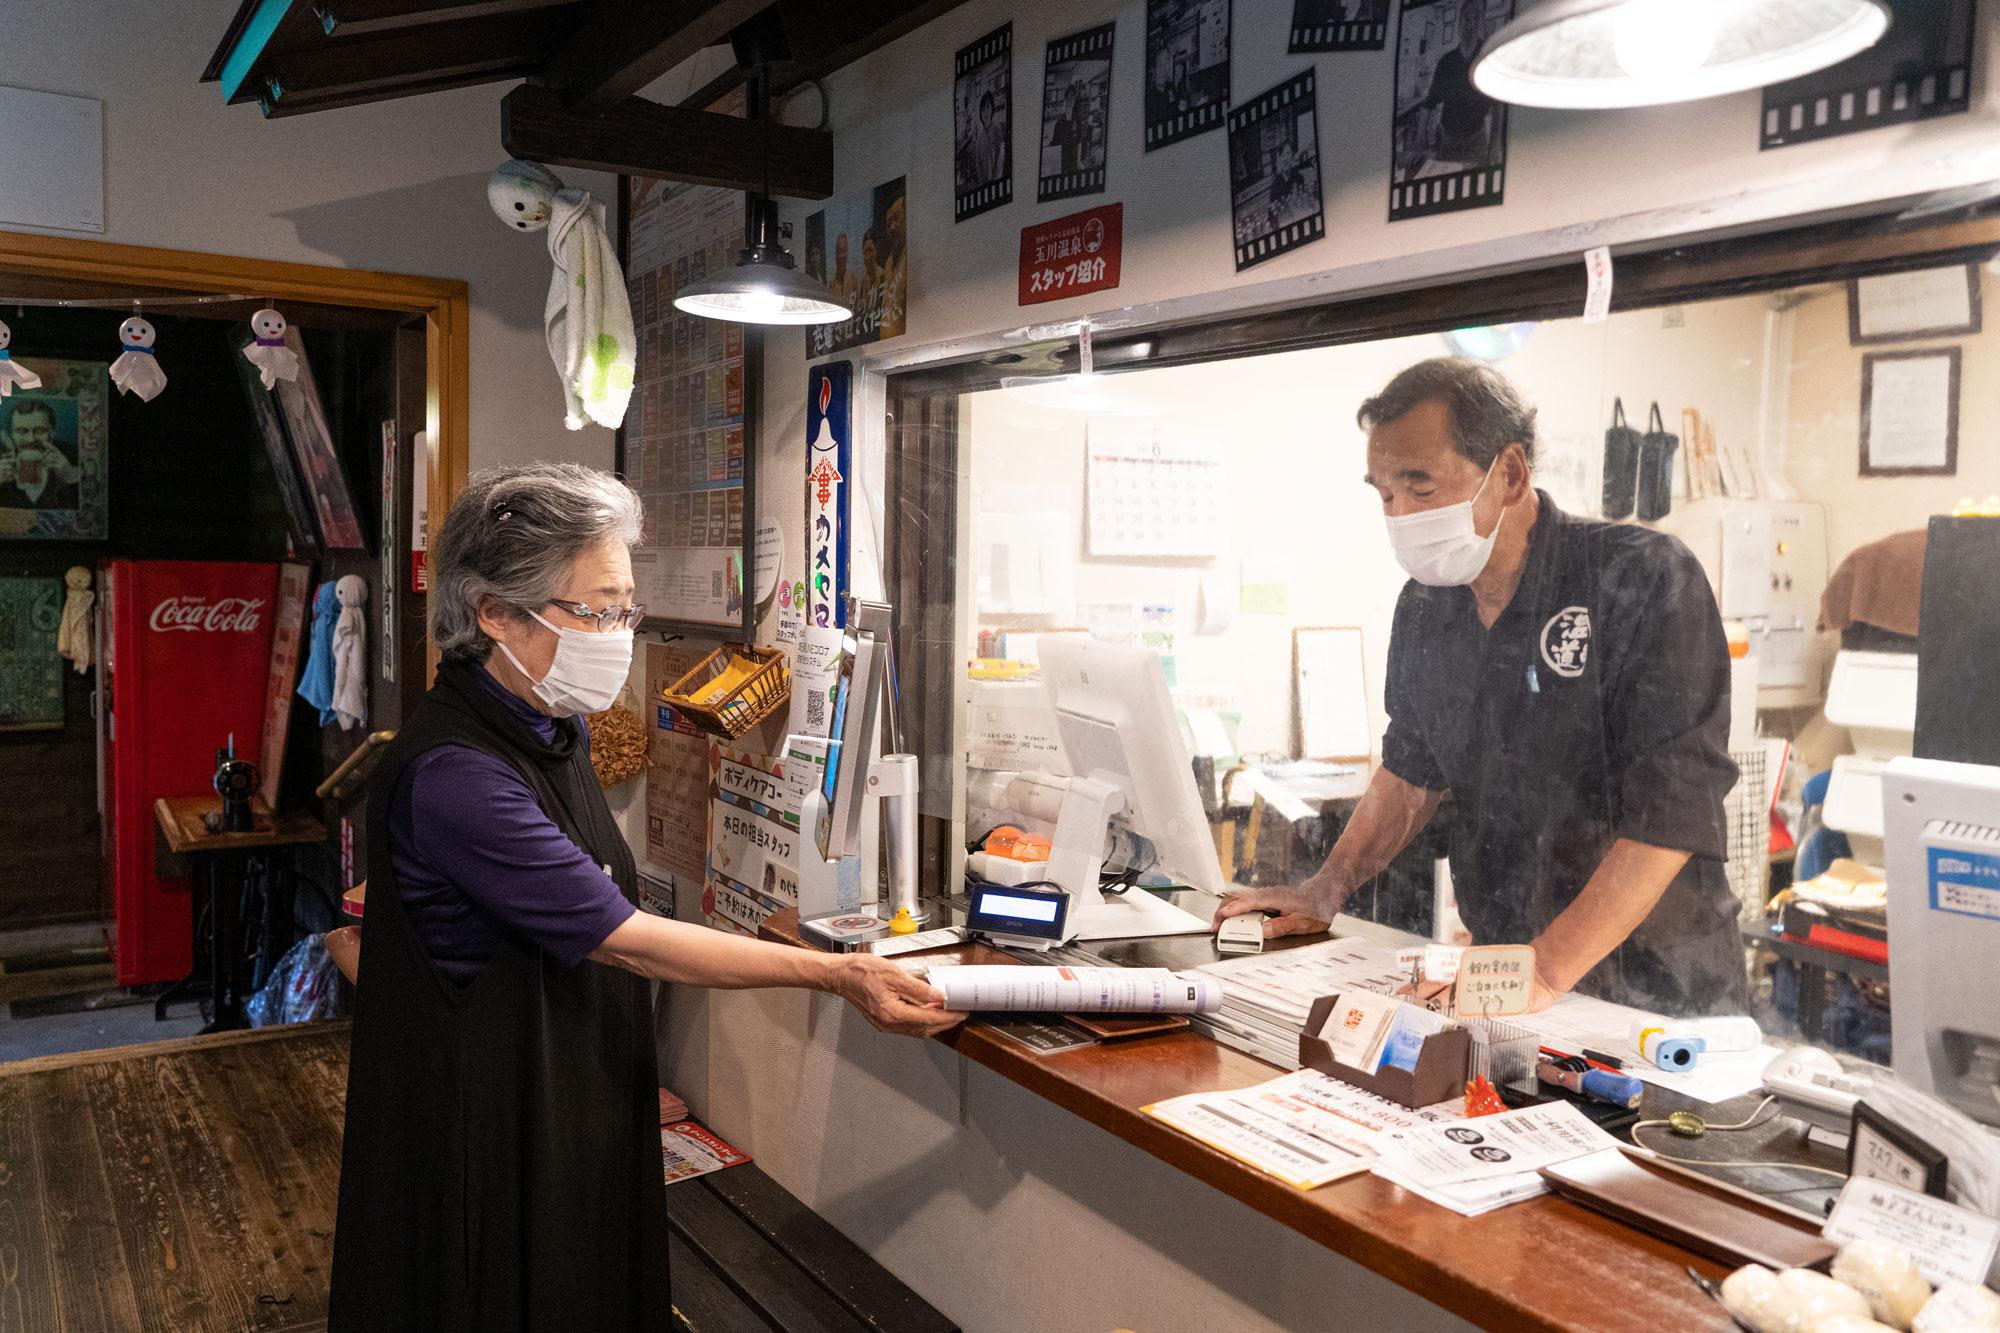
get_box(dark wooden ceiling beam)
[541,0,769,114]
[257,10,561,108]
[312,0,580,37]
[500,83,833,198]
[678,0,973,108]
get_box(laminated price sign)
[1454,945,1536,1017]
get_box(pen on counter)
[1538,1044,1625,1075]
[1536,1056,1644,1110]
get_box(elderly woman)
[328,463,961,1333]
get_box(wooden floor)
[0,1023,349,1332]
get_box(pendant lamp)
[673,70,850,326]
[1470,0,1891,110]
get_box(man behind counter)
[1216,358,1747,1018]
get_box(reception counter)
[740,902,1763,1333]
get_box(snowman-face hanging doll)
[243,307,300,389]
[0,320,41,399]
[110,316,167,401]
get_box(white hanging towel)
[56,566,92,673]
[544,187,635,430]
[331,573,368,730]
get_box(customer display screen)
[979,892,1059,922]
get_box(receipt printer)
[1885,757,2000,1127]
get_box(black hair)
[1356,356,1538,469]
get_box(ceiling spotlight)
[1471,0,1891,110]
[673,60,850,327]
[672,198,851,325]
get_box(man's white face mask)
[1383,460,1502,587]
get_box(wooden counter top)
[761,906,1733,1333]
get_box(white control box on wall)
[0,85,104,233]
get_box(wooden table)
[155,796,327,1032]
[761,905,1752,1333]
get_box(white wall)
[1,0,617,473]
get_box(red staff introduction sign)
[1019,203,1123,306]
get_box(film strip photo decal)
[1228,70,1325,272]
[1389,0,1512,223]
[1039,22,1115,203]
[954,24,1014,222]
[1762,0,1974,150]
[1289,0,1391,52]
[1144,0,1232,151]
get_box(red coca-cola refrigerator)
[100,560,279,986]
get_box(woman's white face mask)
[495,610,632,717]
[1383,461,1503,587]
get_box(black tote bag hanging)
[1601,398,1640,520]
[1636,402,1679,522]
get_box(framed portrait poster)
[1860,347,1959,477]
[1228,70,1325,271]
[954,24,1014,221]
[1145,0,1231,150]
[1039,23,1114,203]
[1847,263,1982,345]
[1389,0,1513,222]
[0,359,108,541]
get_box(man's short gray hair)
[430,462,642,663]
[1356,356,1538,470]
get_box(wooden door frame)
[0,228,470,665]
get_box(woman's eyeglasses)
[545,600,646,632]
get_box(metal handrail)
[315,730,396,801]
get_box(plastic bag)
[245,933,343,1028]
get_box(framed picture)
[1390,0,1513,222]
[953,24,1013,222]
[1145,0,1231,151]
[1290,0,1391,52]
[1847,263,1982,345]
[1039,23,1114,203]
[1228,71,1324,272]
[234,326,322,551]
[1294,625,1370,762]
[270,326,367,549]
[1762,0,1975,150]
[0,359,108,541]
[1860,347,1959,477]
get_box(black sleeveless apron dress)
[327,659,671,1332]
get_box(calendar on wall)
[1086,436,1226,557]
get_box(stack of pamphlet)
[1190,936,1414,1068]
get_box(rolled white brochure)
[925,965,1223,1014]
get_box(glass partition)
[887,205,2000,1064]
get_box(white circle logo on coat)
[1540,606,1592,679]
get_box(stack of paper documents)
[1370,1103,1621,1217]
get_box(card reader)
[1216,913,1265,955]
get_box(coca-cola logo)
[149,596,265,634]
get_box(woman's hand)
[828,955,966,1038]
[1212,884,1332,939]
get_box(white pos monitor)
[1035,638,1223,940]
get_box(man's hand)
[1212,885,1332,940]
[1524,964,1564,1014]
[829,955,965,1037]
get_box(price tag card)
[1454,945,1535,1017]
[1824,1177,2000,1285]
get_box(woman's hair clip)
[491,501,516,522]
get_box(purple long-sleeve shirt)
[388,668,636,984]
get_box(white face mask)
[1384,462,1503,587]
[495,610,633,717]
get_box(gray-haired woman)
[327,462,961,1333]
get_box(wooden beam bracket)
[500,84,833,199]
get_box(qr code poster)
[1145,0,1231,151]
[1389,0,1512,223]
[1039,23,1114,203]
[1228,71,1325,272]
[954,24,1014,222]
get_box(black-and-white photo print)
[1290,0,1393,53]
[1144,0,1231,151]
[954,23,1014,222]
[1228,70,1325,271]
[1389,0,1513,222]
[1761,0,1974,149]
[1039,22,1115,203]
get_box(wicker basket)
[662,643,791,740]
